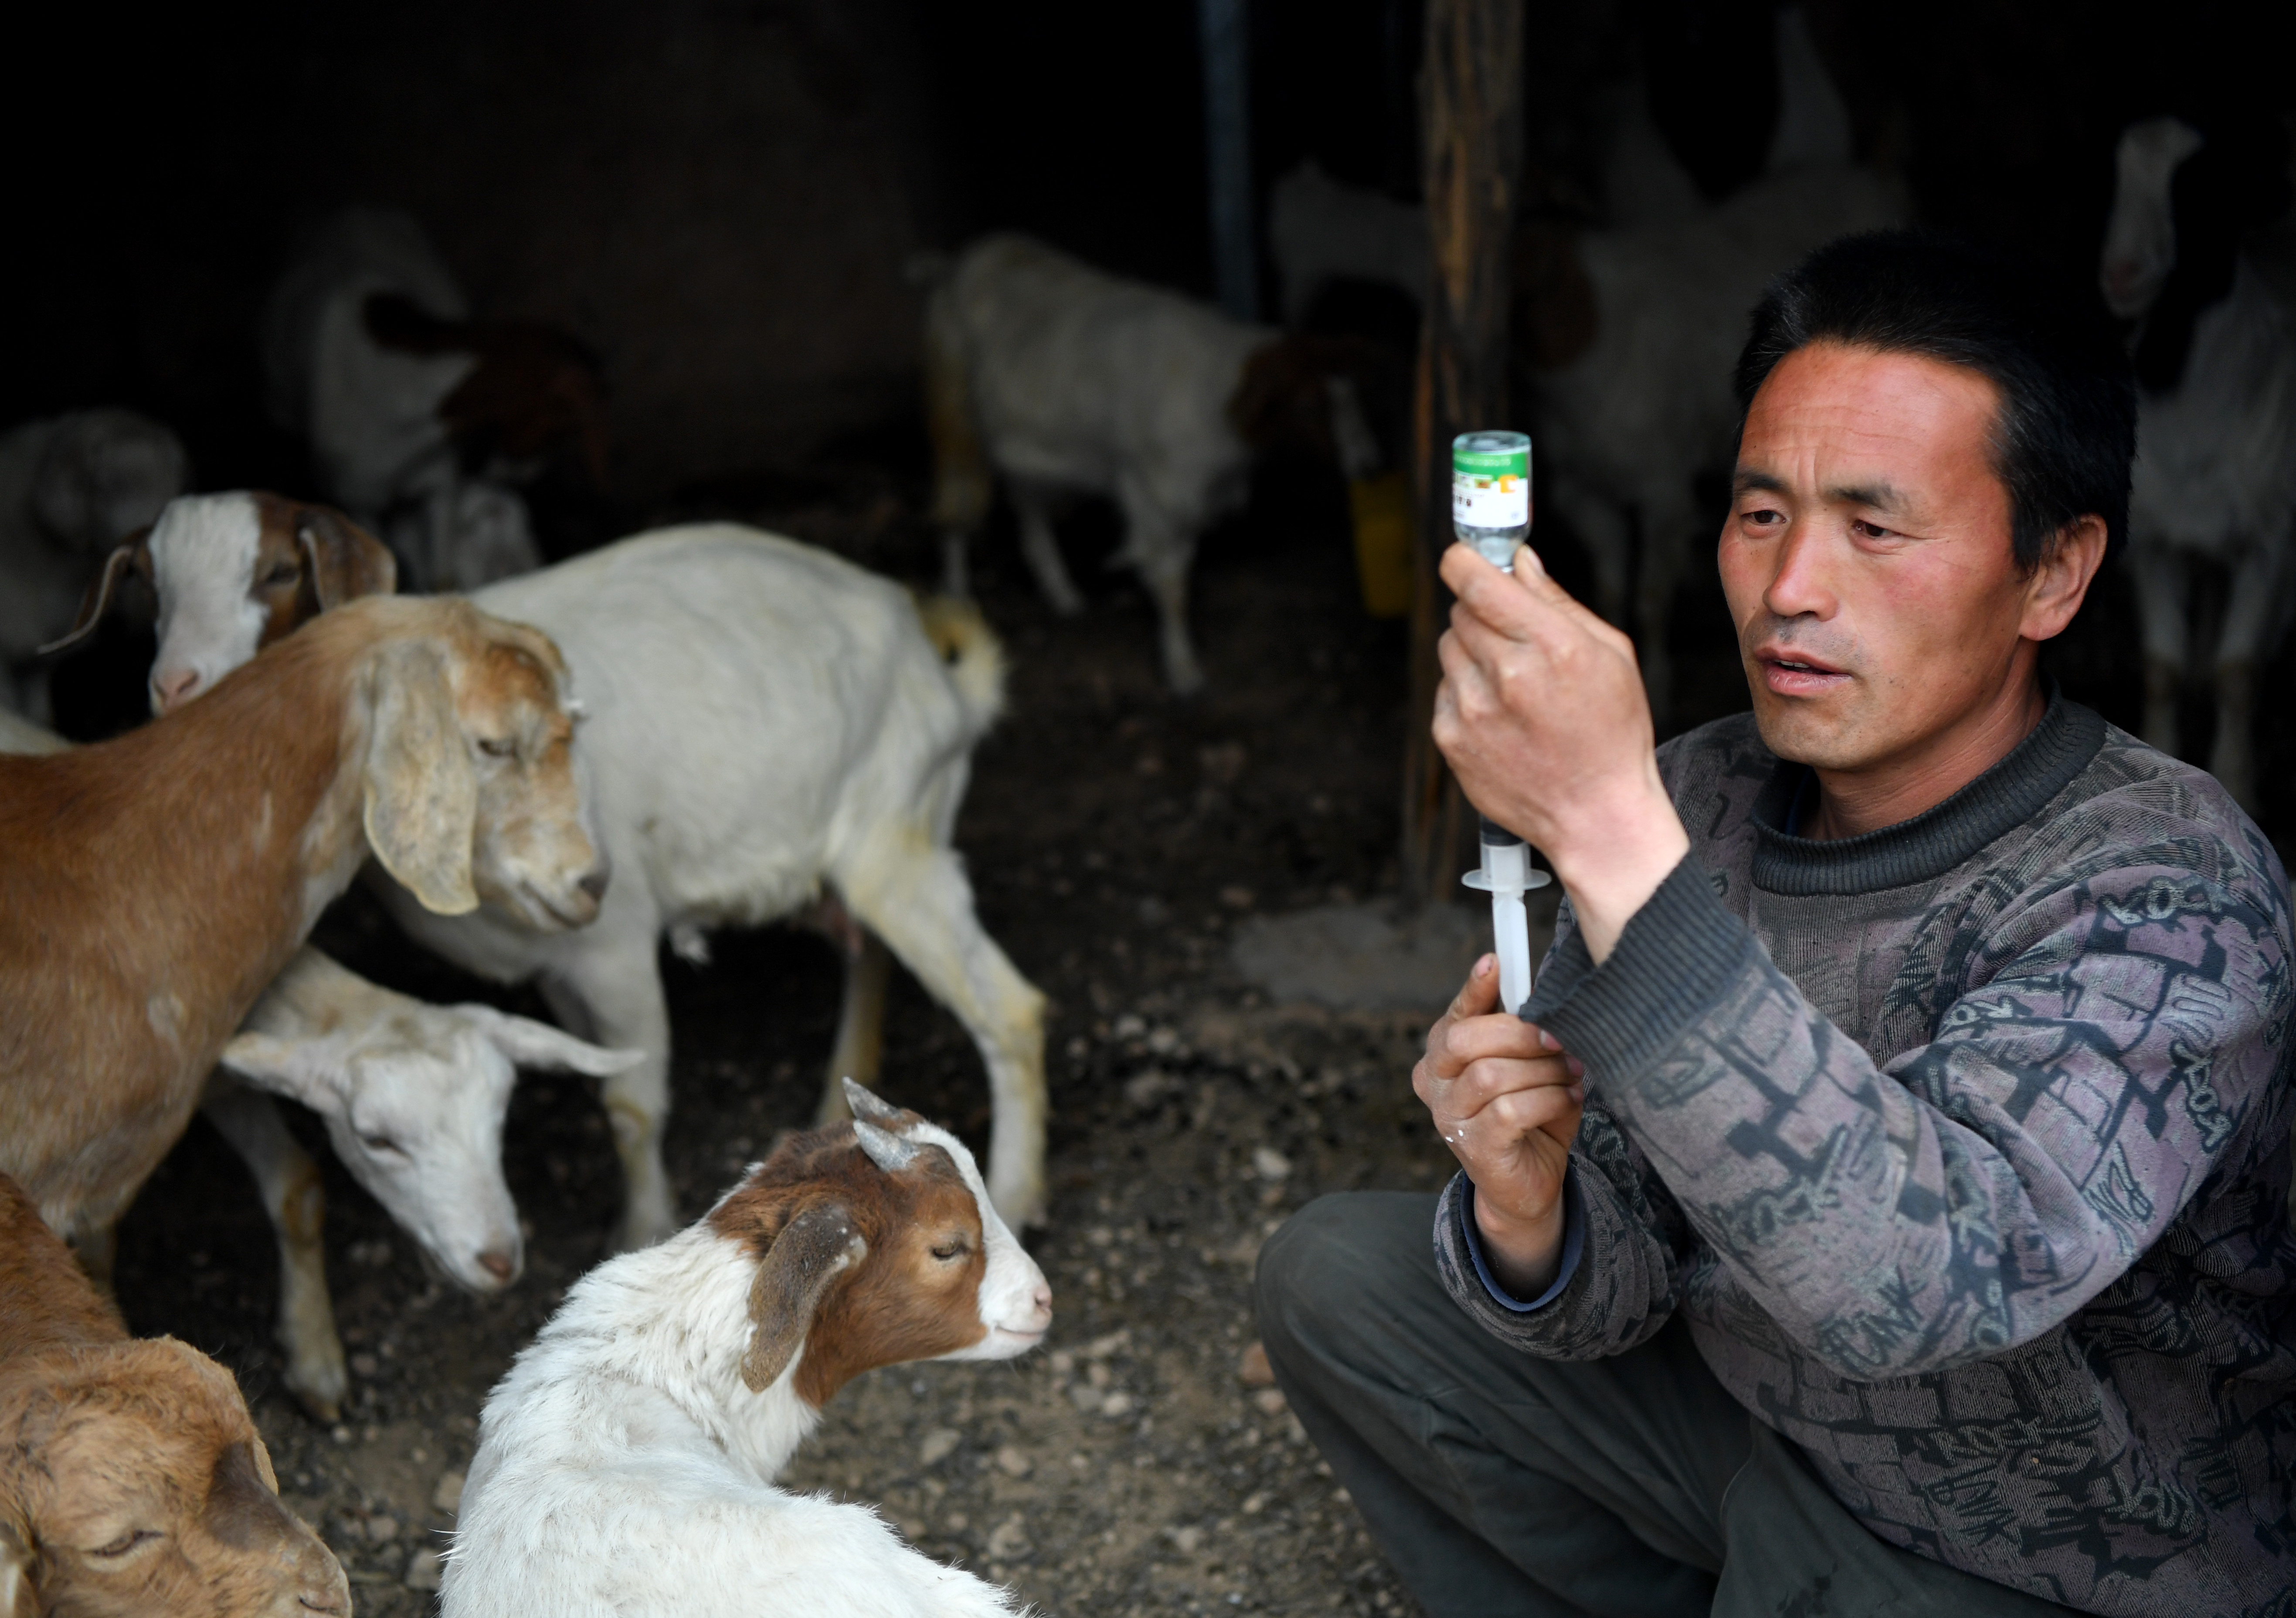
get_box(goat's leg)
[2208,543,2284,813]
[940,530,971,600]
[1121,494,1204,695]
[200,1081,348,1421]
[2129,542,2191,758]
[552,946,678,1251]
[1011,482,1086,616]
[838,833,1049,1227]
[816,930,892,1126]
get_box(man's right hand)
[1413,954,1586,1299]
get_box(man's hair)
[1732,231,2136,568]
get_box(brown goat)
[0,593,605,1261]
[364,292,610,488]
[0,1173,350,1617]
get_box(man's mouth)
[1755,647,1849,696]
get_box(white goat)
[0,712,632,1417]
[1267,162,1427,324]
[927,233,1364,694]
[442,1082,1049,1618]
[212,950,640,1418]
[262,207,601,591]
[0,408,188,718]
[2099,116,2296,812]
[142,515,1048,1245]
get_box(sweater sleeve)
[1515,851,2291,1379]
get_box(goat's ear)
[296,507,396,610]
[36,528,153,656]
[740,1201,867,1394]
[362,640,480,915]
[465,1006,644,1078]
[0,1513,36,1618]
[216,1032,336,1102]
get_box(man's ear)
[362,640,479,915]
[37,527,153,656]
[297,507,397,610]
[0,1511,39,1618]
[2021,513,2109,642]
[740,1201,867,1394]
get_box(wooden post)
[1400,0,1524,906]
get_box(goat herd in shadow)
[2,23,2292,1612]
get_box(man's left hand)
[1433,542,1691,962]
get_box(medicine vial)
[1452,430,1532,571]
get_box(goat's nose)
[476,1247,517,1284]
[578,860,611,904]
[151,666,199,713]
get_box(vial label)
[1452,472,1528,530]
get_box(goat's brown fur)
[708,1121,989,1407]
[1226,332,1403,458]
[0,595,594,1247]
[0,1173,350,1615]
[364,292,611,487]
[53,493,395,663]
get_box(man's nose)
[1762,522,1838,621]
[151,666,200,713]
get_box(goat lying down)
[441,1081,1050,1618]
[132,500,1049,1241]
[1,1170,350,1617]
[0,595,606,1272]
[0,708,638,1421]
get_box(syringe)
[1452,430,1551,1016]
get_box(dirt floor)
[100,440,2286,1616]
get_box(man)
[1257,231,2296,1617]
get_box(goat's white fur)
[440,1118,1045,1618]
[146,520,1047,1244]
[927,234,1275,694]
[262,206,540,591]
[2099,116,2296,812]
[0,409,188,720]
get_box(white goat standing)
[262,207,547,592]
[1267,162,1428,324]
[927,234,1360,695]
[2099,116,2296,812]
[0,409,187,718]
[0,712,637,1419]
[144,517,1048,1246]
[442,1082,1050,1618]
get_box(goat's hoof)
[284,1358,347,1424]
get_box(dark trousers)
[1254,1193,2072,1618]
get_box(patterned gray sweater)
[1433,695,2296,1616]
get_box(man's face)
[1719,341,2037,772]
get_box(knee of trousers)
[1253,1192,1418,1385]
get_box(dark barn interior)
[2,2,2289,1612]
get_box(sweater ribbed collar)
[1748,684,2106,897]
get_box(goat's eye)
[476,737,515,759]
[88,1528,160,1558]
[262,562,299,587]
[358,1132,405,1156]
[931,1238,969,1262]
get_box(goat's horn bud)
[842,1076,907,1127]
[853,1119,920,1174]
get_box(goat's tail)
[922,283,993,537]
[913,593,1006,735]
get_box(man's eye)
[1851,519,1894,540]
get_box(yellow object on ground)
[1349,471,1415,618]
